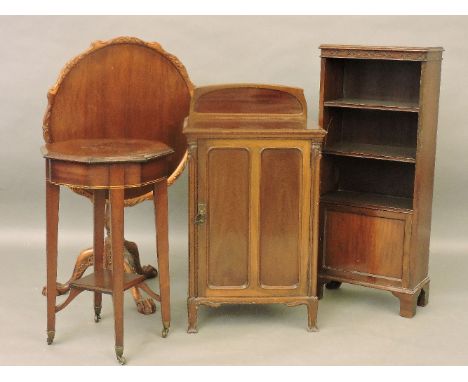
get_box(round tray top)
[42,139,174,164]
[42,37,194,205]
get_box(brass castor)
[115,346,126,365]
[325,281,342,290]
[117,355,126,365]
[94,306,102,323]
[162,327,169,338]
[47,331,55,345]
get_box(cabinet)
[184,84,325,331]
[318,45,443,317]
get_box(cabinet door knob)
[194,203,206,225]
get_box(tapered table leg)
[46,180,60,345]
[154,180,170,338]
[93,190,106,322]
[110,170,125,365]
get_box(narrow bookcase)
[317,45,443,317]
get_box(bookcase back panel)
[328,109,418,147]
[335,157,415,198]
[342,59,421,103]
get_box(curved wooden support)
[42,199,161,316]
[42,236,159,315]
[55,288,83,313]
[124,240,158,278]
[137,282,161,302]
[122,240,158,314]
[42,248,94,296]
[122,262,157,315]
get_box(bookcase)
[317,45,443,317]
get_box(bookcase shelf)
[324,98,420,113]
[321,190,413,212]
[324,142,416,163]
[318,45,443,318]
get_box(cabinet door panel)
[206,147,250,288]
[259,148,302,288]
[323,208,405,280]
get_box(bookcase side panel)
[410,58,442,288]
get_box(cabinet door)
[196,139,312,297]
[197,143,251,292]
[258,147,304,289]
[321,204,412,285]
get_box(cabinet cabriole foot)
[306,298,319,332]
[187,298,199,334]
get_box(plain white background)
[0,16,467,365]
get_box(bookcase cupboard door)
[321,204,412,288]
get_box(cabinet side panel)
[207,148,250,287]
[259,148,302,287]
[324,208,405,280]
[410,59,442,288]
[188,142,198,297]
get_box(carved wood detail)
[320,48,428,61]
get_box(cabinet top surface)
[320,44,443,61]
[42,138,174,163]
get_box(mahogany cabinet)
[184,84,325,332]
[318,45,443,317]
